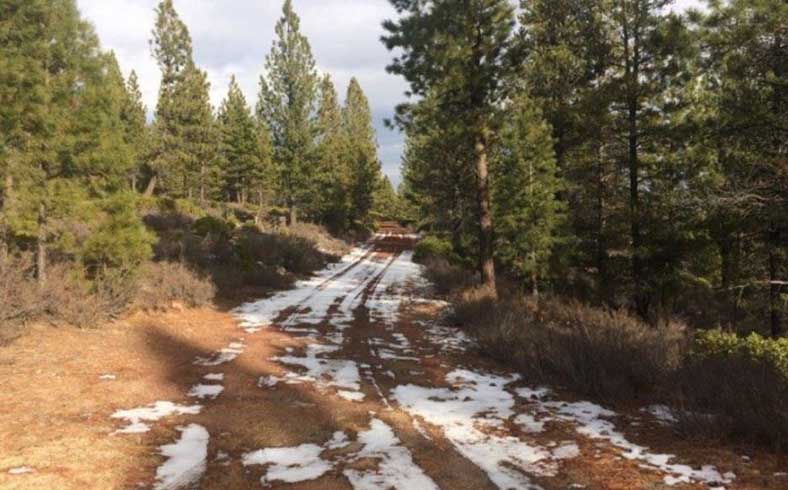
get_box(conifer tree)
[150,0,198,197]
[257,0,318,225]
[0,0,50,261]
[314,74,350,230]
[383,0,520,297]
[218,76,260,204]
[180,65,218,202]
[120,70,148,192]
[492,96,565,296]
[343,78,380,228]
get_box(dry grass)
[451,288,688,402]
[676,352,788,450]
[134,262,216,310]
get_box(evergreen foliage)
[257,0,318,225]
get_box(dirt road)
[2,232,786,490]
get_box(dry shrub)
[453,291,687,402]
[283,222,351,257]
[236,229,326,276]
[675,331,788,449]
[423,257,477,296]
[134,262,215,310]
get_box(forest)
[391,0,786,337]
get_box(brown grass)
[451,288,688,402]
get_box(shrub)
[81,193,155,274]
[453,293,687,401]
[676,330,788,449]
[284,222,351,257]
[413,235,457,263]
[134,262,216,310]
[423,257,477,296]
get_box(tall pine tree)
[343,78,380,228]
[257,0,318,225]
[218,75,260,204]
[383,0,520,297]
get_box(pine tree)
[608,0,693,318]
[314,74,350,230]
[343,78,380,228]
[257,0,318,225]
[179,64,218,202]
[0,0,50,261]
[218,75,260,204]
[492,95,565,295]
[150,0,198,198]
[373,175,402,222]
[383,0,520,297]
[120,70,148,192]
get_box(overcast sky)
[76,0,702,187]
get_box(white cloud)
[76,0,407,184]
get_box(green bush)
[692,329,788,378]
[413,235,457,263]
[81,193,155,274]
[192,216,234,240]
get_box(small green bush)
[692,329,788,378]
[192,216,234,240]
[413,235,457,263]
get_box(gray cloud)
[76,0,407,185]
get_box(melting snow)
[188,384,224,400]
[111,401,202,434]
[270,343,365,401]
[243,443,333,485]
[545,400,734,487]
[8,467,33,475]
[344,419,439,490]
[203,373,224,382]
[154,424,209,490]
[392,370,555,490]
[194,341,244,367]
[99,374,117,380]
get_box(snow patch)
[243,443,333,485]
[8,467,33,475]
[111,401,201,434]
[194,341,244,367]
[392,369,554,489]
[344,419,439,490]
[546,400,734,487]
[188,384,224,400]
[154,424,209,490]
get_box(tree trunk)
[768,221,783,337]
[131,174,137,193]
[0,172,13,263]
[595,144,610,306]
[625,21,647,319]
[143,175,158,197]
[474,130,497,298]
[199,164,206,205]
[289,204,298,227]
[36,202,47,286]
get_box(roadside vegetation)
[389,0,785,452]
[416,242,788,450]
[0,0,404,341]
